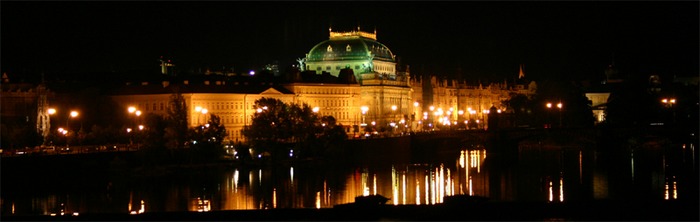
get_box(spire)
[518,64,525,79]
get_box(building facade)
[107,29,537,142]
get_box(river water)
[1,138,697,216]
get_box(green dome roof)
[306,34,395,63]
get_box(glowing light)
[402,173,407,205]
[201,109,208,114]
[249,70,255,75]
[139,200,145,214]
[138,125,144,130]
[414,101,419,107]
[546,103,552,108]
[256,108,263,113]
[70,111,79,118]
[316,192,321,209]
[429,106,435,111]
[373,174,377,195]
[425,175,429,204]
[391,105,397,111]
[135,110,142,116]
[48,108,56,115]
[126,128,132,133]
[557,103,563,109]
[458,110,464,115]
[312,107,320,113]
[559,175,564,202]
[273,188,277,208]
[128,107,136,113]
[290,167,294,184]
[469,176,473,196]
[195,106,202,112]
[673,181,677,199]
[361,106,369,113]
[549,180,554,202]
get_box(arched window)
[327,45,333,52]
[346,44,351,52]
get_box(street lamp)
[547,102,563,127]
[313,107,320,113]
[361,106,369,126]
[661,98,677,123]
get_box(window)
[326,66,331,70]
[336,66,341,70]
[327,45,333,52]
[346,44,351,52]
[160,103,164,111]
[317,66,322,71]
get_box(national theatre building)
[17,29,534,143]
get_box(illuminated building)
[0,73,56,143]
[301,27,414,127]
[109,28,537,142]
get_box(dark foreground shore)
[3,199,697,221]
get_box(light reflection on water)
[2,142,696,216]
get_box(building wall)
[283,83,362,128]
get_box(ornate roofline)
[329,27,377,40]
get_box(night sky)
[2,1,698,82]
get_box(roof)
[306,35,395,63]
[109,81,294,96]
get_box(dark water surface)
[2,137,698,217]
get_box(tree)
[188,113,227,163]
[605,77,658,127]
[503,93,535,127]
[165,88,188,149]
[243,98,348,161]
[136,113,170,165]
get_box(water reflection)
[2,139,696,215]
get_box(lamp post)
[661,98,676,123]
[65,111,78,150]
[546,103,552,128]
[413,102,419,132]
[47,108,56,143]
[556,102,563,128]
[391,105,398,135]
[361,106,369,127]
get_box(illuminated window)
[346,45,351,52]
[327,45,333,52]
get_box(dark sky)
[2,1,698,82]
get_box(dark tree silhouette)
[165,88,188,150]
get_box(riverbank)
[2,199,697,221]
